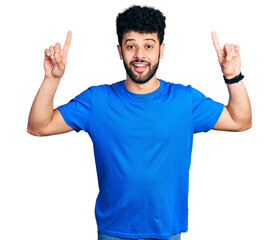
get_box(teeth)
[134,64,146,67]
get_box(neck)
[124,75,160,94]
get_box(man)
[27,5,252,240]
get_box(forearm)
[27,76,61,133]
[226,80,252,127]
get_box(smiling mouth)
[132,62,149,72]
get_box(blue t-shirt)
[58,79,224,239]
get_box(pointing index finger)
[211,31,222,52]
[63,30,72,54]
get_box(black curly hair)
[116,5,166,46]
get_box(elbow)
[27,127,38,136]
[27,125,43,136]
[247,120,253,130]
[238,118,252,132]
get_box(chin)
[131,76,152,84]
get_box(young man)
[27,5,252,240]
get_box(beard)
[122,49,161,84]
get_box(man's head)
[116,5,166,47]
[116,5,166,84]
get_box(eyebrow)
[124,38,156,45]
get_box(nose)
[134,46,145,59]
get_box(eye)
[127,45,135,49]
[146,45,153,49]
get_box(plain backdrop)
[0,0,278,239]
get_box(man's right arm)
[27,76,73,136]
[27,31,73,136]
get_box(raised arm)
[211,31,252,132]
[27,31,74,136]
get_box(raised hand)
[211,31,241,79]
[44,31,72,79]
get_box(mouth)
[132,62,149,72]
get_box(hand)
[211,31,241,79]
[44,31,72,79]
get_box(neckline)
[120,79,164,102]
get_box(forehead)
[122,31,159,43]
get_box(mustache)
[130,60,150,65]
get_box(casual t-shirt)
[58,79,224,239]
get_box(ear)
[117,45,123,59]
[159,43,165,59]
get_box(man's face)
[117,31,165,84]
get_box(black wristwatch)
[223,72,244,84]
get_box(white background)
[0,0,278,239]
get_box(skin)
[117,31,165,94]
[211,31,252,131]
[27,30,251,136]
[27,31,73,136]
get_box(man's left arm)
[211,31,252,132]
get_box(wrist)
[44,75,61,82]
[223,72,244,84]
[224,71,241,80]
[42,76,61,91]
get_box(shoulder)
[163,80,193,95]
[85,81,123,102]
[86,83,110,96]
[163,81,210,106]
[89,80,122,92]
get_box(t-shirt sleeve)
[191,85,224,133]
[57,87,93,133]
